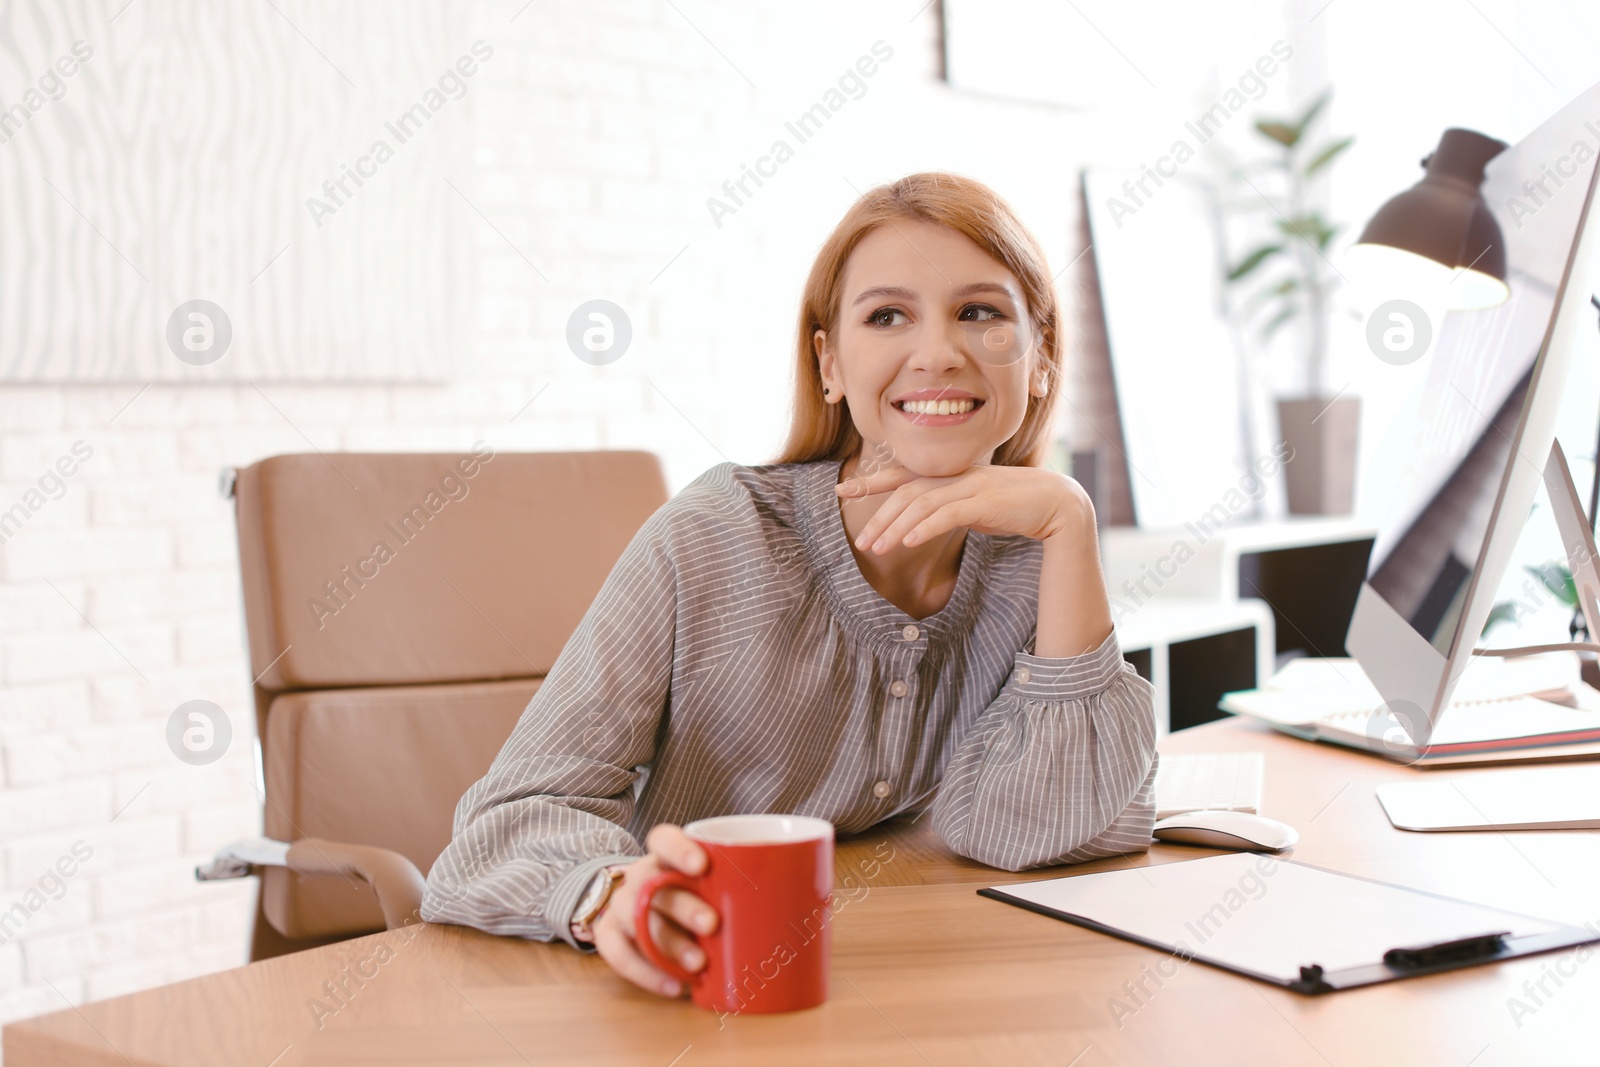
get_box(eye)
[959,304,1006,322]
[866,306,908,328]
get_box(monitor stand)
[1540,440,1600,647]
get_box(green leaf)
[1273,213,1339,250]
[1482,600,1521,636]
[1292,90,1333,140]
[1255,120,1298,147]
[1227,244,1284,281]
[1276,214,1326,241]
[1274,215,1311,237]
[1260,302,1298,340]
[1303,136,1355,178]
[1238,277,1298,321]
[1524,562,1578,608]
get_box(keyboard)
[1153,752,1264,820]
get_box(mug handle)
[631,870,700,984]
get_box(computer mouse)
[1151,810,1299,852]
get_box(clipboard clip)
[1295,964,1334,994]
[1382,930,1510,970]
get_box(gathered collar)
[791,459,993,653]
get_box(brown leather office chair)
[201,449,669,960]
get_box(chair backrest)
[230,449,669,941]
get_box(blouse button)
[1017,668,1032,685]
[901,624,920,642]
[888,679,909,698]
[872,780,893,799]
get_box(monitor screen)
[1359,105,1600,655]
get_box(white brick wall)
[0,0,1111,1036]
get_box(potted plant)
[1223,90,1357,515]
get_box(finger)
[654,884,718,936]
[900,497,982,548]
[835,463,920,499]
[645,908,707,973]
[865,484,964,553]
[853,480,937,551]
[644,824,706,875]
[594,913,686,998]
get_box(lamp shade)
[1347,127,1511,309]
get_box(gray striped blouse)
[421,459,1159,948]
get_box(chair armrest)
[285,838,427,930]
[195,837,291,880]
[196,836,426,931]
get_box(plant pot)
[1277,396,1359,516]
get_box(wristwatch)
[570,864,629,945]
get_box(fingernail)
[662,980,681,996]
[684,947,703,969]
[696,913,715,933]
[872,538,887,553]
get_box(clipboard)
[979,853,1600,994]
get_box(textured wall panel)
[0,0,470,381]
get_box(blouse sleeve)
[929,630,1159,871]
[420,504,680,949]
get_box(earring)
[823,388,831,396]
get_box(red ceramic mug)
[633,814,834,1015]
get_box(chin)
[893,447,990,480]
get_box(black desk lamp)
[1347,128,1511,309]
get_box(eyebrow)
[850,281,1018,307]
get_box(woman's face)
[814,218,1049,478]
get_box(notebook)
[1219,653,1600,765]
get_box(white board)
[1083,168,1256,527]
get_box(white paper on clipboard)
[988,854,1563,981]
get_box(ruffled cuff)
[1004,630,1128,702]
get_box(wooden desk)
[9,719,1600,1065]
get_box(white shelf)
[1114,597,1275,737]
[1101,519,1376,603]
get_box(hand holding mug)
[633,814,835,1015]
[591,824,719,998]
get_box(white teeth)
[900,398,976,415]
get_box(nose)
[906,317,969,376]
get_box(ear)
[814,328,841,403]
[1029,355,1051,399]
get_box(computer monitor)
[1346,81,1600,748]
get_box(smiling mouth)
[893,398,983,416]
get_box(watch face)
[578,867,626,922]
[580,884,607,916]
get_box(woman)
[421,172,1158,999]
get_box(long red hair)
[774,172,1061,467]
